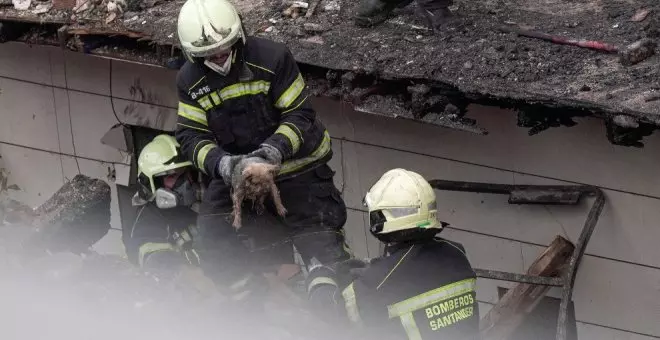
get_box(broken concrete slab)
[1,0,659,144]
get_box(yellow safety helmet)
[177,0,246,62]
[363,169,444,243]
[136,134,192,202]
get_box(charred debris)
[1,0,659,147]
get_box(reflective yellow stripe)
[197,94,213,110]
[282,95,308,114]
[400,313,423,340]
[275,124,302,154]
[178,102,208,126]
[387,278,476,318]
[246,61,275,75]
[196,143,217,172]
[219,81,270,101]
[279,130,331,175]
[342,283,363,325]
[138,242,174,267]
[275,73,305,109]
[188,76,206,92]
[307,276,337,293]
[210,91,222,106]
[177,122,211,133]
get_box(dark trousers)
[195,163,350,284]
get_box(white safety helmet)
[363,169,445,243]
[177,0,246,74]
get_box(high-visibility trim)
[188,76,207,92]
[279,130,331,175]
[246,61,275,75]
[219,81,270,101]
[342,283,363,325]
[138,242,174,267]
[307,276,337,293]
[400,313,423,340]
[275,73,305,109]
[282,95,308,114]
[196,143,217,172]
[178,102,208,126]
[284,122,303,143]
[177,122,211,133]
[377,245,414,290]
[275,124,302,154]
[197,94,213,111]
[192,140,212,164]
[210,91,222,106]
[387,278,476,319]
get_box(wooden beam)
[479,235,575,340]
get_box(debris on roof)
[1,0,659,146]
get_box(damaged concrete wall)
[2,42,660,339]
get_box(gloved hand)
[247,144,283,166]
[217,154,246,185]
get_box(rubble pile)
[1,0,660,144]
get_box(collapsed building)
[1,0,660,339]
[1,0,659,145]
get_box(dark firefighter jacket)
[175,36,332,181]
[342,237,479,340]
[122,202,198,269]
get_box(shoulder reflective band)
[178,102,208,126]
[219,81,270,101]
[196,143,217,173]
[387,278,476,318]
[342,282,363,325]
[275,124,302,154]
[276,73,305,109]
[279,130,331,175]
[138,242,175,267]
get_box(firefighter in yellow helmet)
[174,0,349,302]
[124,134,201,279]
[332,169,479,340]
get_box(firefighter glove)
[247,143,283,166]
[217,154,246,185]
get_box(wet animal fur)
[231,163,287,229]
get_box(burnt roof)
[1,0,659,144]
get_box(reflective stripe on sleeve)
[307,276,337,293]
[275,124,302,154]
[275,73,305,109]
[178,102,208,126]
[279,130,331,175]
[196,143,217,173]
[138,242,174,268]
[342,282,363,325]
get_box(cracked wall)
[1,42,660,339]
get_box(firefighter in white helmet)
[174,0,349,303]
[320,169,479,339]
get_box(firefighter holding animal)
[174,0,350,302]
[311,169,480,340]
